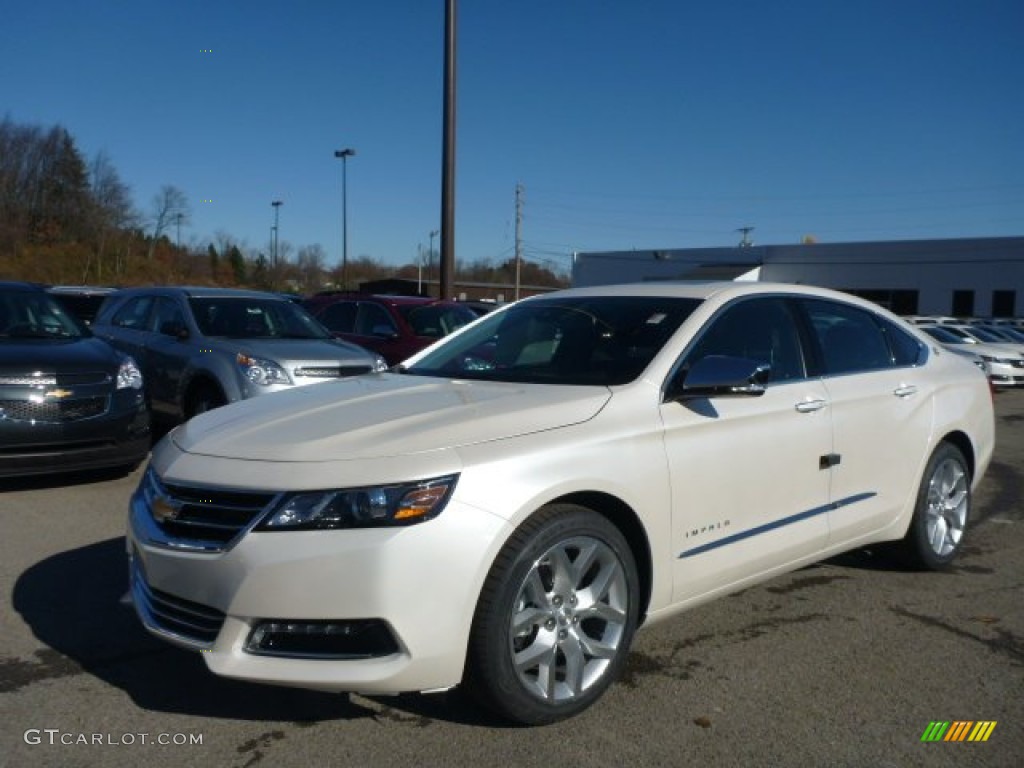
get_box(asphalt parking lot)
[1,392,1022,768]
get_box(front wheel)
[464,504,639,725]
[187,384,226,419]
[898,442,971,570]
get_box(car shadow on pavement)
[10,537,498,726]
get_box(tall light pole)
[271,200,283,266]
[334,148,356,289]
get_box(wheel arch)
[545,490,654,623]
[938,429,975,482]
[182,372,228,418]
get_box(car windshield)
[404,295,701,385]
[399,303,477,339]
[923,326,965,344]
[0,290,89,340]
[969,327,1014,344]
[190,297,330,340]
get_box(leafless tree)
[147,185,189,260]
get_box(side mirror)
[160,321,189,340]
[668,355,771,401]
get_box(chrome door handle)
[893,385,918,398]
[795,398,827,413]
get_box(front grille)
[0,396,108,423]
[141,469,279,550]
[131,559,225,646]
[0,375,56,386]
[57,371,112,386]
[293,365,372,379]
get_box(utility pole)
[514,183,523,301]
[737,226,755,248]
[439,0,457,299]
[271,200,283,267]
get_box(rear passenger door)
[799,299,934,545]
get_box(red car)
[303,293,477,366]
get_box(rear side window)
[802,299,903,375]
[880,317,926,366]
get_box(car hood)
[0,336,120,373]
[213,336,375,363]
[172,373,611,462]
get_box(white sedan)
[126,282,995,725]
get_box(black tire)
[898,443,971,571]
[464,504,639,725]
[187,384,226,419]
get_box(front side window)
[318,301,357,333]
[406,296,701,385]
[153,297,186,334]
[803,299,894,375]
[111,296,155,330]
[355,303,397,336]
[681,297,806,383]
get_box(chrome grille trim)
[293,365,372,378]
[133,468,282,552]
[0,375,57,386]
[130,557,224,650]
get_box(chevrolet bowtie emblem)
[152,495,185,524]
[45,388,74,399]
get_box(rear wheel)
[898,443,971,570]
[464,504,639,725]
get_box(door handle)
[893,384,918,398]
[795,398,827,413]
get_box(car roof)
[308,292,463,307]
[0,281,45,293]
[110,285,285,300]
[46,285,118,295]
[525,280,870,305]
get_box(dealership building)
[571,236,1024,318]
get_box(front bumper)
[127,491,509,694]
[989,372,1024,387]
[0,397,150,478]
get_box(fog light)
[245,619,399,659]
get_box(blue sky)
[3,1,1022,274]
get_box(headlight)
[257,474,459,530]
[979,355,1015,365]
[117,355,143,390]
[237,353,292,386]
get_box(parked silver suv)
[93,286,386,423]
